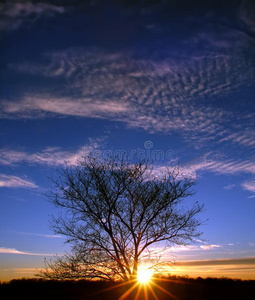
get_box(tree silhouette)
[40,156,203,281]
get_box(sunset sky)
[0,0,255,281]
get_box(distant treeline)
[1,275,255,300]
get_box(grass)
[1,275,255,300]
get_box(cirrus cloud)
[200,244,222,250]
[241,179,255,194]
[0,247,53,256]
[3,44,255,151]
[0,0,65,30]
[0,174,38,189]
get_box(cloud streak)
[0,145,92,167]
[11,230,63,239]
[183,157,255,177]
[0,174,38,189]
[1,96,129,119]
[0,1,65,30]
[224,184,236,190]
[200,244,222,250]
[172,256,255,279]
[180,156,255,196]
[180,257,255,267]
[0,247,53,256]
[241,179,255,193]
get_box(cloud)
[11,230,63,239]
[200,244,222,250]
[167,245,200,252]
[3,45,254,151]
[182,156,255,177]
[218,130,255,149]
[143,245,201,261]
[239,0,255,34]
[182,257,255,266]
[0,96,129,119]
[2,0,255,152]
[224,184,235,190]
[148,243,224,256]
[0,247,53,256]
[0,1,65,30]
[12,268,38,274]
[241,179,255,193]
[0,174,38,189]
[174,256,255,279]
[145,156,255,192]
[180,157,255,196]
[0,145,93,167]
[0,136,106,167]
[180,257,255,267]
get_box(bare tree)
[40,156,204,281]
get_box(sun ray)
[150,281,179,300]
[143,284,149,300]
[118,282,139,300]
[147,283,159,300]
[85,274,189,300]
[86,279,137,298]
[134,284,142,300]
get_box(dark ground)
[1,276,255,300]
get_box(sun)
[137,267,153,284]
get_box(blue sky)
[0,0,255,281]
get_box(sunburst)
[137,267,153,284]
[86,269,190,299]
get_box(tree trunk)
[133,257,138,276]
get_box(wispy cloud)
[173,256,255,279]
[239,0,255,35]
[224,184,236,190]
[182,156,255,177]
[12,267,38,275]
[0,96,129,119]
[0,247,53,256]
[180,156,255,196]
[147,243,224,256]
[180,257,255,267]
[3,45,254,149]
[0,174,38,189]
[200,244,222,250]
[241,179,255,193]
[0,136,105,167]
[0,1,65,30]
[218,130,255,149]
[11,230,63,239]
[0,145,92,167]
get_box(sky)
[0,0,255,281]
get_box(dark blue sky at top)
[0,0,255,280]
